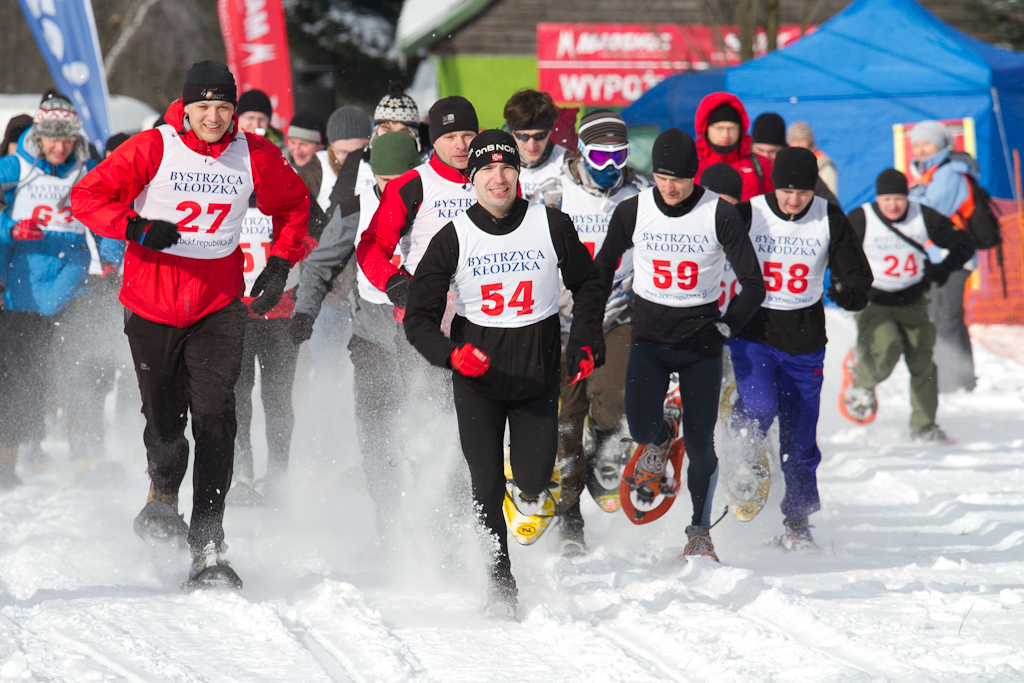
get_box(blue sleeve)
[77,160,124,266]
[0,155,22,241]
[918,165,970,219]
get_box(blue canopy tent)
[622,68,726,137]
[727,0,1024,209]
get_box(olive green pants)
[854,297,938,431]
[557,323,631,514]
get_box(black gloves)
[385,272,411,309]
[925,261,954,287]
[827,281,858,311]
[292,312,315,344]
[249,255,292,316]
[565,339,600,384]
[125,216,181,251]
[692,322,728,359]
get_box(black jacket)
[848,202,975,307]
[736,194,873,355]
[596,186,765,351]
[404,197,603,400]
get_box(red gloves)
[450,344,490,377]
[12,219,44,241]
[567,345,595,385]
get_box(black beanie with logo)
[466,129,520,181]
[182,61,237,106]
[771,147,819,191]
[428,96,478,144]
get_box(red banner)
[538,23,814,106]
[218,0,294,131]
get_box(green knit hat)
[370,131,420,176]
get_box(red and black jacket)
[71,99,309,328]
[694,92,774,202]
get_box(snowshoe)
[719,381,772,522]
[777,517,819,552]
[502,455,560,546]
[182,542,243,592]
[133,501,189,543]
[839,349,877,425]
[583,419,632,513]
[621,380,685,525]
[225,477,265,507]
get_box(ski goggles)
[580,143,630,171]
[512,130,551,142]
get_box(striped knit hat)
[373,82,420,130]
[578,110,628,147]
[33,90,83,140]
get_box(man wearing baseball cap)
[72,60,310,589]
[727,147,872,552]
[404,130,604,620]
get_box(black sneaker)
[559,501,586,558]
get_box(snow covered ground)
[1,309,1023,682]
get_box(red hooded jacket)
[71,100,310,328]
[694,92,774,201]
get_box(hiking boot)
[683,525,720,562]
[559,501,587,558]
[842,384,877,424]
[147,482,178,509]
[911,424,952,444]
[780,517,818,551]
[632,420,676,505]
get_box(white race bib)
[748,195,830,310]
[861,201,928,292]
[11,157,86,235]
[240,207,300,296]
[134,125,254,260]
[451,204,560,328]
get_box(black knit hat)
[182,61,237,106]
[105,132,130,155]
[466,129,520,182]
[700,163,743,200]
[707,104,741,127]
[2,114,32,152]
[238,90,272,117]
[651,128,699,179]
[771,147,818,191]
[876,168,909,196]
[428,96,478,144]
[752,112,787,146]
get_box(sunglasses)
[581,144,630,171]
[512,130,551,142]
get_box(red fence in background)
[965,198,1024,327]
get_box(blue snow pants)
[727,337,825,521]
[624,340,721,527]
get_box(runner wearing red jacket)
[694,92,774,202]
[72,61,309,589]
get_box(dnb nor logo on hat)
[442,113,455,125]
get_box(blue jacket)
[910,147,977,219]
[0,129,123,315]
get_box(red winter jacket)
[693,92,774,202]
[72,100,310,328]
[356,153,470,292]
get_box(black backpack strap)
[750,154,763,182]
[872,205,930,258]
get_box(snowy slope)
[2,310,1023,682]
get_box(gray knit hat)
[374,82,420,130]
[327,105,371,143]
[909,120,952,149]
